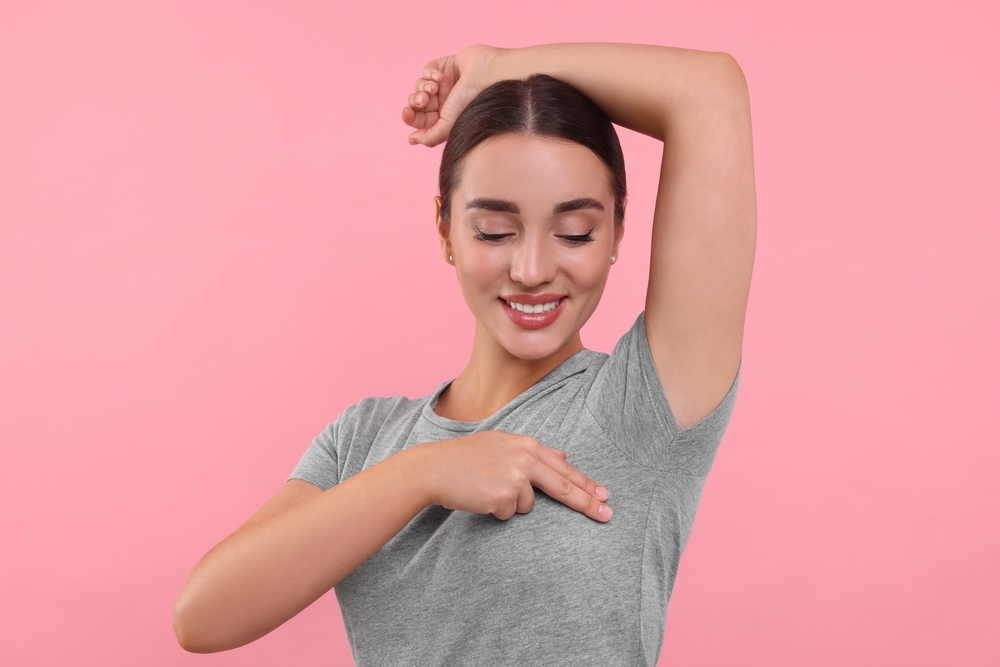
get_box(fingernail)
[596,485,608,501]
[598,504,612,520]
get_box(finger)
[409,123,442,147]
[417,95,440,113]
[413,78,439,95]
[422,61,445,81]
[515,485,535,515]
[420,115,453,148]
[537,447,609,501]
[530,463,612,522]
[406,92,441,114]
[418,79,472,147]
[403,104,440,129]
[401,107,420,129]
[408,125,440,146]
[493,486,523,521]
[492,506,515,521]
[407,109,437,136]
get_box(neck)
[435,322,585,422]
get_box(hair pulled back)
[439,74,627,227]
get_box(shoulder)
[585,312,740,473]
[338,394,424,435]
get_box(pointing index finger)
[538,447,609,501]
[532,451,612,522]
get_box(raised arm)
[405,43,756,429]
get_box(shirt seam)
[582,402,708,478]
[420,363,597,432]
[635,311,744,442]
[637,474,660,667]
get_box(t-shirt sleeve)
[585,312,741,475]
[288,407,353,491]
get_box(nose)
[509,233,556,288]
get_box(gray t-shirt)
[290,312,740,666]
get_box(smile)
[499,296,567,329]
[505,299,562,313]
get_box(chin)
[473,298,593,362]
[503,342,562,362]
[495,327,575,362]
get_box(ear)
[435,196,453,264]
[612,197,627,262]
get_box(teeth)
[506,299,561,313]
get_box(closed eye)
[561,229,595,244]
[473,230,513,242]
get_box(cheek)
[455,245,508,301]
[565,253,612,292]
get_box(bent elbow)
[711,51,751,103]
[173,599,201,653]
[173,595,221,654]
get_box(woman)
[174,42,756,665]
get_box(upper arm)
[644,53,756,430]
[231,479,324,537]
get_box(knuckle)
[511,433,535,446]
[495,487,517,507]
[492,494,517,519]
[514,450,535,470]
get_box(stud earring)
[610,256,617,264]
[449,255,454,262]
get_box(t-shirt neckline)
[420,348,604,432]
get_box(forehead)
[455,134,613,206]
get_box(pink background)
[2,0,997,665]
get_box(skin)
[173,42,756,654]
[433,133,625,422]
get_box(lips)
[499,295,566,329]
[503,298,561,314]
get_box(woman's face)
[438,133,624,361]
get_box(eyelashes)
[563,231,595,243]
[473,230,512,242]
[473,228,595,244]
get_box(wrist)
[483,45,510,83]
[396,441,439,509]
[456,44,507,91]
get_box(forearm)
[173,446,432,653]
[485,43,747,141]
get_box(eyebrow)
[553,197,605,214]
[465,197,605,215]
[465,197,520,214]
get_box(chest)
[338,412,658,617]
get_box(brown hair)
[438,74,626,227]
